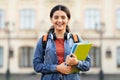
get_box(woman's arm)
[76,55,91,71]
[66,54,91,71]
[33,38,57,73]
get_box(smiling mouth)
[58,25,62,27]
[56,23,64,27]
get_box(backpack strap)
[42,33,79,49]
[72,34,79,43]
[42,34,48,49]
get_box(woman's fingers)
[57,62,72,74]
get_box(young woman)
[33,5,91,80]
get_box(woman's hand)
[56,62,72,74]
[66,54,79,66]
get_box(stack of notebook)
[70,41,92,73]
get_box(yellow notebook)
[70,41,92,73]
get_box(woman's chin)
[56,27,64,30]
[56,29,63,31]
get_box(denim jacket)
[33,33,91,80]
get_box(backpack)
[42,33,79,49]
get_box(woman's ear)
[50,18,53,23]
[67,19,70,24]
[50,18,52,21]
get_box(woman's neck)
[54,30,66,38]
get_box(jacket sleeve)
[76,55,91,71]
[33,38,57,74]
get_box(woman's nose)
[58,18,62,22]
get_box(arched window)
[20,9,35,29]
[89,46,100,67]
[116,9,120,29]
[0,9,5,29]
[0,47,3,67]
[19,47,34,67]
[117,47,120,67]
[85,8,100,29]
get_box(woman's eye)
[53,15,67,20]
[61,16,66,19]
[54,16,59,19]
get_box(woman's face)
[51,10,69,32]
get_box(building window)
[84,9,100,29]
[0,47,3,67]
[117,47,120,67]
[0,9,5,29]
[20,9,35,29]
[116,9,120,29]
[89,46,100,67]
[19,47,34,67]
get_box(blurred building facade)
[0,0,120,74]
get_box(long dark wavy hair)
[48,5,71,33]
